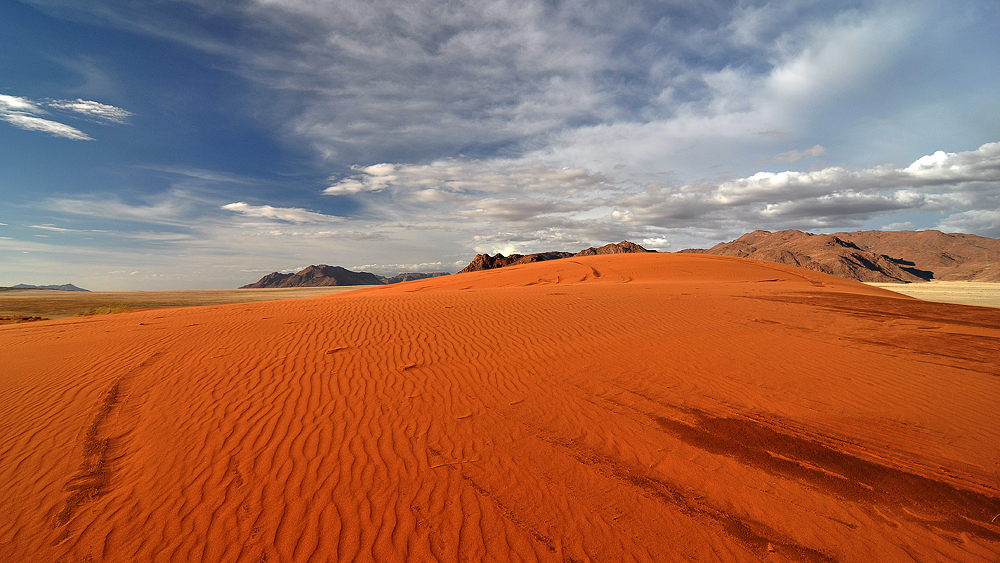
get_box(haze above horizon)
[2,0,999,290]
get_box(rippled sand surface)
[2,254,998,562]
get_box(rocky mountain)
[681,229,1000,282]
[458,241,653,274]
[575,241,651,256]
[241,265,449,289]
[828,230,1000,281]
[458,251,575,273]
[1,283,89,292]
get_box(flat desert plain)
[2,253,999,563]
[0,286,372,321]
[868,281,1000,309]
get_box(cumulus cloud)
[937,210,1000,239]
[315,140,1000,252]
[616,142,1000,230]
[324,163,399,195]
[0,94,131,140]
[221,202,342,223]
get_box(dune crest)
[2,254,998,562]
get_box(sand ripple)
[1,254,998,562]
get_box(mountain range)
[241,231,999,289]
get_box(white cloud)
[328,159,611,199]
[0,107,92,141]
[127,231,194,242]
[350,260,454,274]
[903,143,1000,184]
[30,224,73,232]
[0,94,40,112]
[881,221,913,231]
[0,94,131,140]
[46,190,201,226]
[324,163,399,194]
[772,144,825,164]
[21,0,999,185]
[141,166,251,184]
[330,141,1000,247]
[221,202,342,223]
[609,141,1000,235]
[316,140,1000,252]
[937,209,1000,238]
[517,1,976,182]
[641,237,670,249]
[45,98,133,124]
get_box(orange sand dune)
[2,253,999,562]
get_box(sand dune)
[1,253,998,562]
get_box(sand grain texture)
[2,254,998,562]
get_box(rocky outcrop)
[830,230,1000,282]
[682,229,1000,283]
[458,251,575,274]
[575,241,651,256]
[242,271,296,288]
[458,241,653,274]
[241,266,452,289]
[243,265,388,288]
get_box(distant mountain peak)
[240,266,449,289]
[2,283,89,292]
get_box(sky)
[2,0,999,290]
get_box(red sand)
[2,253,998,562]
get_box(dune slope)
[1,253,998,562]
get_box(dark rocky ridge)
[681,229,1000,283]
[459,241,653,274]
[459,251,575,273]
[241,265,449,289]
[381,272,451,284]
[0,284,89,292]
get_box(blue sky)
[2,0,999,290]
